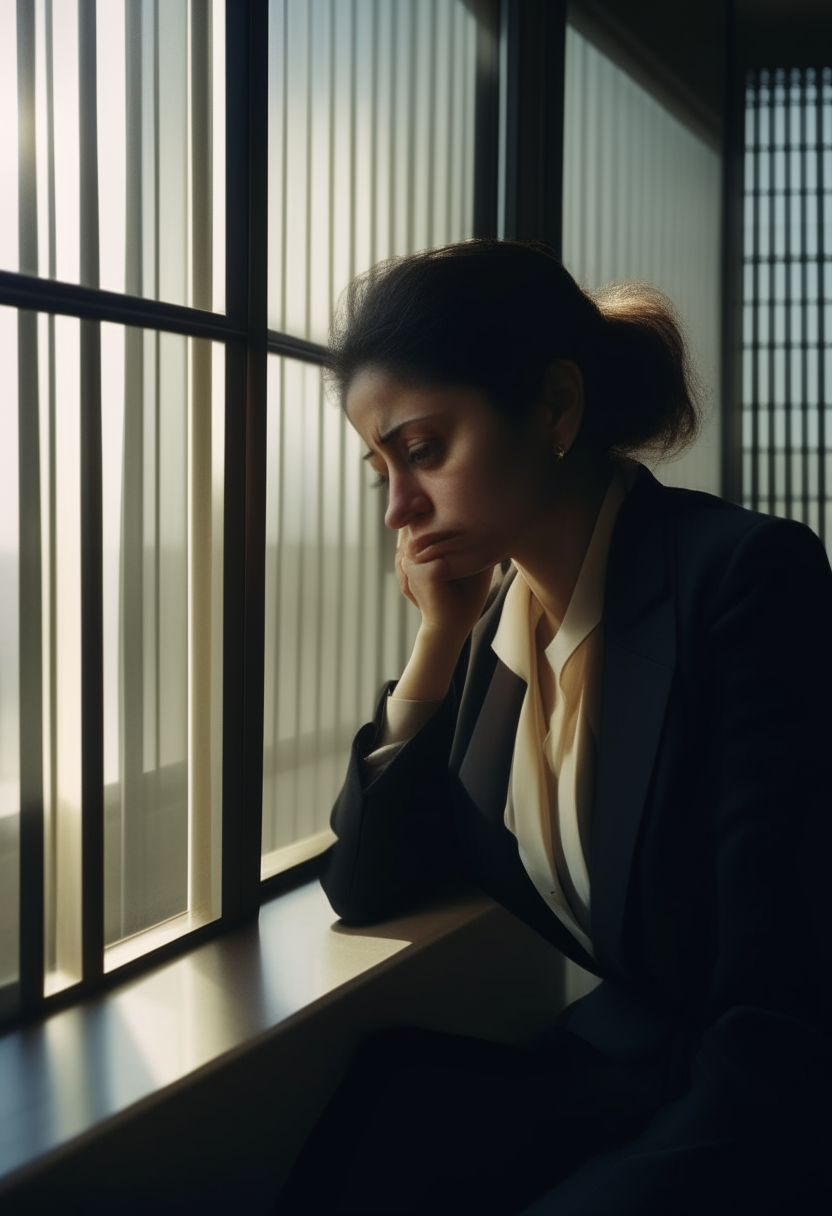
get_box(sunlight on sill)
[44,968,82,998]
[261,828,335,881]
[104,908,218,974]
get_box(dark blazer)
[321,466,832,1214]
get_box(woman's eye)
[368,441,438,489]
[408,442,437,466]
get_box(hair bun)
[586,281,700,458]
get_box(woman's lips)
[411,531,463,559]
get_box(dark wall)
[736,0,832,67]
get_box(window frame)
[1,0,568,1028]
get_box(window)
[0,0,725,1026]
[0,0,492,1024]
[0,0,229,1015]
[742,66,831,547]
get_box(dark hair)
[327,238,700,459]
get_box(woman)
[277,240,831,1215]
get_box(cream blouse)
[365,464,632,957]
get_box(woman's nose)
[384,472,431,530]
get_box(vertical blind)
[261,0,479,876]
[743,67,831,547]
[562,26,722,495]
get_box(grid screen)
[742,66,832,544]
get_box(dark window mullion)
[222,0,269,923]
[0,270,247,341]
[78,0,104,983]
[767,72,778,517]
[800,69,810,526]
[473,0,500,239]
[16,0,45,1017]
[817,68,828,545]
[266,328,327,364]
[751,70,760,511]
[243,0,270,913]
[798,73,808,519]
[720,0,743,506]
[784,70,793,518]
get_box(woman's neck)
[511,443,616,641]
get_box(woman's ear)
[540,359,585,457]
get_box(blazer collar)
[591,466,677,981]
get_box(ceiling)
[570,0,832,144]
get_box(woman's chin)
[439,552,500,582]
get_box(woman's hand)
[396,530,494,643]
[391,530,495,703]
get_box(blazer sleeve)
[320,666,466,925]
[541,517,832,1216]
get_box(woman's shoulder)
[629,463,829,568]
[621,470,831,646]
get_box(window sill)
[0,876,569,1209]
[0,875,571,1206]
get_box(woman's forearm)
[392,625,467,703]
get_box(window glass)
[0,0,225,312]
[562,26,722,495]
[261,358,419,879]
[267,0,478,343]
[101,326,224,970]
[10,311,224,992]
[262,0,479,874]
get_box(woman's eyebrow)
[368,413,438,451]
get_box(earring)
[554,444,566,462]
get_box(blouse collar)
[492,461,633,681]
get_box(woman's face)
[345,368,562,579]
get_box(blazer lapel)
[449,567,527,825]
[591,469,677,982]
[449,565,520,778]
[456,660,527,827]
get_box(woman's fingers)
[395,530,492,636]
[395,539,419,607]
